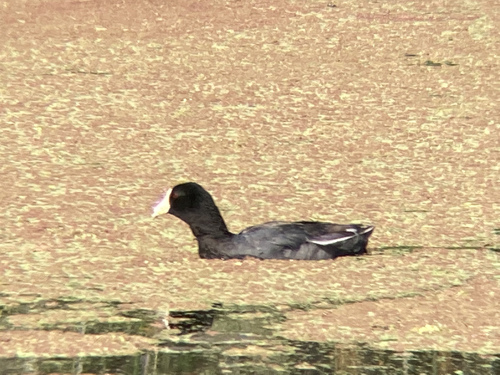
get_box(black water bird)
[152,182,374,260]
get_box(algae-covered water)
[1,302,499,374]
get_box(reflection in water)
[0,303,498,374]
[2,345,498,374]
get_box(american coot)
[152,182,374,260]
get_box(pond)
[1,302,498,375]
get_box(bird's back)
[198,221,373,260]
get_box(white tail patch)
[308,226,374,246]
[360,226,375,235]
[308,232,356,246]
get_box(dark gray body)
[197,220,374,260]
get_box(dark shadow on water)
[0,302,499,374]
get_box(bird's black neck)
[191,214,234,259]
[188,209,233,239]
[190,222,232,238]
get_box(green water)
[0,302,498,374]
